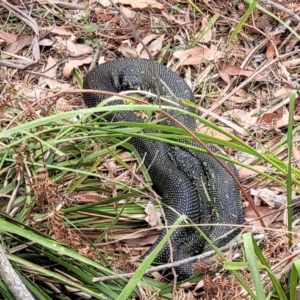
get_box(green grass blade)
[9,255,103,299]
[231,1,257,39]
[116,215,188,300]
[243,232,265,299]
[289,260,300,300]
[249,234,287,299]
[0,218,115,275]
[16,270,52,300]
[244,0,300,40]
[287,91,297,242]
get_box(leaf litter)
[1,0,300,299]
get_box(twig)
[256,0,300,23]
[0,0,40,70]
[204,49,300,117]
[92,234,265,282]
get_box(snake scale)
[83,58,244,279]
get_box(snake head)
[117,68,143,91]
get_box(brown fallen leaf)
[119,0,164,9]
[40,56,73,90]
[39,56,58,89]
[227,90,253,104]
[184,5,191,30]
[3,35,33,54]
[120,5,136,18]
[173,44,224,66]
[200,17,212,43]
[39,38,55,46]
[144,202,162,227]
[161,10,190,27]
[197,126,233,141]
[238,165,268,179]
[293,145,300,169]
[275,105,289,129]
[282,58,300,67]
[63,56,93,78]
[223,64,268,81]
[72,44,94,56]
[266,43,275,61]
[225,109,256,126]
[288,37,299,51]
[245,205,283,226]
[0,31,18,43]
[98,0,164,9]
[119,40,138,58]
[54,37,93,57]
[274,88,291,99]
[136,34,159,54]
[161,11,177,23]
[40,26,74,38]
[140,34,164,58]
[256,112,281,126]
[219,70,230,84]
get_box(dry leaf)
[225,109,256,126]
[201,17,212,43]
[184,5,191,30]
[161,10,189,27]
[161,11,177,23]
[256,112,281,125]
[56,99,71,113]
[266,44,275,60]
[282,58,300,67]
[136,34,159,54]
[228,91,252,104]
[73,44,94,56]
[54,38,93,56]
[119,40,137,58]
[97,0,110,6]
[219,70,230,84]
[173,44,224,66]
[223,64,268,81]
[39,38,55,46]
[75,192,107,203]
[120,5,136,18]
[251,188,287,208]
[275,105,289,128]
[39,56,73,90]
[40,56,57,89]
[99,0,164,9]
[104,160,118,176]
[197,126,233,141]
[144,202,162,227]
[238,165,268,179]
[140,34,164,58]
[293,144,300,169]
[63,56,93,77]
[0,31,18,43]
[274,88,291,98]
[3,35,33,54]
[245,205,283,226]
[288,37,299,51]
[41,26,74,38]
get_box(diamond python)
[83,58,244,279]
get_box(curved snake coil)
[83,58,244,279]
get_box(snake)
[82,58,244,279]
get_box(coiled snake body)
[83,58,244,279]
